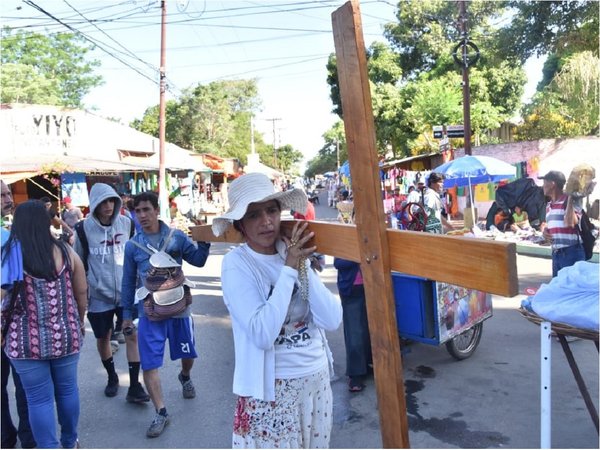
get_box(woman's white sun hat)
[211,172,308,237]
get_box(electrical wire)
[22,0,160,88]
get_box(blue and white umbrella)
[338,160,351,178]
[433,155,516,187]
[433,155,516,228]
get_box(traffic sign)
[446,125,465,138]
[433,126,444,139]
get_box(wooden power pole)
[458,0,472,155]
[158,0,169,218]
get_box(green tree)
[132,79,262,156]
[498,0,599,63]
[131,79,296,172]
[498,1,598,92]
[1,27,103,107]
[326,1,527,157]
[384,0,506,78]
[0,63,60,104]
[304,121,345,178]
[551,51,599,135]
[518,51,599,139]
[274,144,304,174]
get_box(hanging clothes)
[474,183,489,202]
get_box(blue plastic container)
[391,272,438,344]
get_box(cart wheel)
[445,322,483,360]
[400,202,428,231]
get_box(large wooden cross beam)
[191,1,518,447]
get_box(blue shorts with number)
[138,316,198,371]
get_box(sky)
[1,0,544,166]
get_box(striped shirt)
[546,194,581,250]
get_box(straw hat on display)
[211,172,308,237]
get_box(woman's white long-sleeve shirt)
[221,240,342,401]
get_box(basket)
[518,307,599,341]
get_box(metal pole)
[540,321,552,448]
[336,139,340,169]
[158,0,169,219]
[459,0,472,155]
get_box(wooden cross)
[191,1,518,447]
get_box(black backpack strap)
[129,217,136,238]
[74,221,89,272]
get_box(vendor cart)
[392,273,493,360]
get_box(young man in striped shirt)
[538,170,584,277]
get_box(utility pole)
[265,117,281,168]
[250,116,256,154]
[336,139,340,169]
[158,0,169,218]
[458,0,472,155]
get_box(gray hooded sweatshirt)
[73,183,133,312]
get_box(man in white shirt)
[423,172,454,234]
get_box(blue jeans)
[11,354,80,449]
[1,349,35,448]
[552,243,585,277]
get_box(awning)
[1,154,158,175]
[245,161,283,180]
[1,171,40,184]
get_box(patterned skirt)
[232,366,332,448]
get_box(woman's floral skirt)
[232,366,332,448]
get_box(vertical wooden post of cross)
[332,1,410,448]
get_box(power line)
[62,0,158,74]
[23,0,159,87]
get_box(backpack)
[562,198,598,261]
[129,229,194,321]
[75,218,135,271]
[577,209,598,260]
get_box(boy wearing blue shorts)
[121,192,211,438]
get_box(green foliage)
[304,121,346,178]
[405,75,463,133]
[518,51,600,139]
[1,27,103,107]
[499,1,599,63]
[384,0,506,78]
[552,51,599,135]
[325,1,529,160]
[274,144,304,174]
[324,0,598,159]
[130,79,302,171]
[516,92,582,140]
[0,63,60,104]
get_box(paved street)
[7,190,598,448]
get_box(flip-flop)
[348,379,365,392]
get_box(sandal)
[348,377,365,392]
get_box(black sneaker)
[126,383,150,403]
[104,373,119,397]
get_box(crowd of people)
[1,166,587,448]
